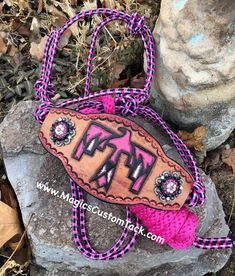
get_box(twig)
[76,47,111,75]
[69,46,120,92]
[94,15,118,47]
[228,183,235,224]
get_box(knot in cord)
[34,78,55,101]
[115,95,139,117]
[186,180,206,208]
[128,13,145,36]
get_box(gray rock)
[0,144,2,167]
[150,0,235,151]
[0,101,232,275]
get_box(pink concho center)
[163,180,178,194]
[54,122,68,139]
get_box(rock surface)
[0,101,232,275]
[151,0,235,151]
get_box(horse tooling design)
[73,122,156,194]
[39,108,192,210]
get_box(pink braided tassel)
[129,205,198,249]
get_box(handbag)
[34,8,234,260]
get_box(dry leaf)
[7,44,19,57]
[59,29,72,48]
[30,36,48,61]
[82,1,98,10]
[103,0,117,9]
[71,0,78,5]
[46,3,78,38]
[204,150,221,171]
[0,3,4,13]
[0,260,29,276]
[113,64,125,79]
[178,126,206,151]
[54,2,79,37]
[221,148,235,174]
[11,19,31,36]
[0,181,18,209]
[131,73,145,89]
[101,0,123,10]
[111,78,128,88]
[0,201,24,251]
[3,0,13,7]
[45,4,67,27]
[0,34,8,55]
[30,17,40,35]
[37,0,43,13]
[18,0,30,10]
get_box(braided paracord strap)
[34,8,234,256]
[34,8,204,206]
[70,179,141,260]
[34,9,154,121]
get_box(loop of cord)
[75,99,233,251]
[128,13,146,35]
[70,179,141,260]
[34,30,60,102]
[34,8,234,257]
[34,9,155,123]
[34,8,155,109]
[73,96,234,251]
[83,13,151,101]
[69,96,140,260]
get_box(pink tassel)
[129,205,198,249]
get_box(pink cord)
[34,8,234,259]
[77,95,233,253]
[80,95,198,251]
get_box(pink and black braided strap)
[70,179,140,260]
[193,237,234,250]
[34,8,234,258]
[34,8,155,123]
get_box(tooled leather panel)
[39,108,193,210]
